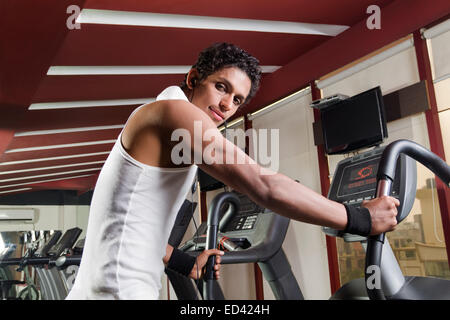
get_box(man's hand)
[362,196,400,235]
[189,249,224,280]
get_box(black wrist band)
[167,248,196,276]
[343,204,372,237]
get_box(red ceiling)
[236,0,450,117]
[0,0,449,198]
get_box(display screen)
[198,168,225,192]
[338,158,379,197]
[321,87,387,155]
[337,156,401,199]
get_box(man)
[67,43,399,300]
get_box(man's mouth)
[208,107,225,122]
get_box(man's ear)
[186,68,200,89]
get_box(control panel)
[323,146,417,242]
[220,194,264,232]
[179,192,285,251]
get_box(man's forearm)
[257,173,348,230]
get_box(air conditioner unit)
[0,209,37,223]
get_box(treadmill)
[0,228,83,300]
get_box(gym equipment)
[17,263,39,300]
[366,139,450,299]
[0,267,18,300]
[0,279,25,300]
[324,140,450,300]
[35,231,61,257]
[165,199,202,299]
[0,228,83,300]
[34,229,83,300]
[203,192,240,300]
[166,191,303,300]
[47,227,82,257]
[169,140,449,300]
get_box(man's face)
[190,67,252,126]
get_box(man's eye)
[216,83,226,91]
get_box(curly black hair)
[181,43,262,105]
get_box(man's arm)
[160,100,398,235]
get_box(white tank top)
[66,86,198,299]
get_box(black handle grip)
[55,255,82,268]
[365,234,386,300]
[203,192,240,300]
[204,192,240,279]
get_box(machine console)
[179,192,285,251]
[323,146,417,242]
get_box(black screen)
[338,158,379,197]
[198,169,225,192]
[334,154,401,201]
[321,87,387,155]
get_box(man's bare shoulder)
[132,99,196,122]
[156,99,215,131]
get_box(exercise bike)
[203,140,450,300]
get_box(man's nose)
[219,95,233,111]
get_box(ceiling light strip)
[0,152,111,166]
[0,174,95,190]
[77,9,349,36]
[29,98,153,110]
[261,66,281,73]
[0,161,106,175]
[48,65,189,75]
[47,65,280,76]
[0,188,33,195]
[5,140,116,153]
[15,125,124,137]
[0,168,102,184]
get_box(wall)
[0,204,90,238]
[251,93,331,299]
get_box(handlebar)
[203,192,240,300]
[366,139,450,300]
[377,139,450,186]
[0,255,81,269]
